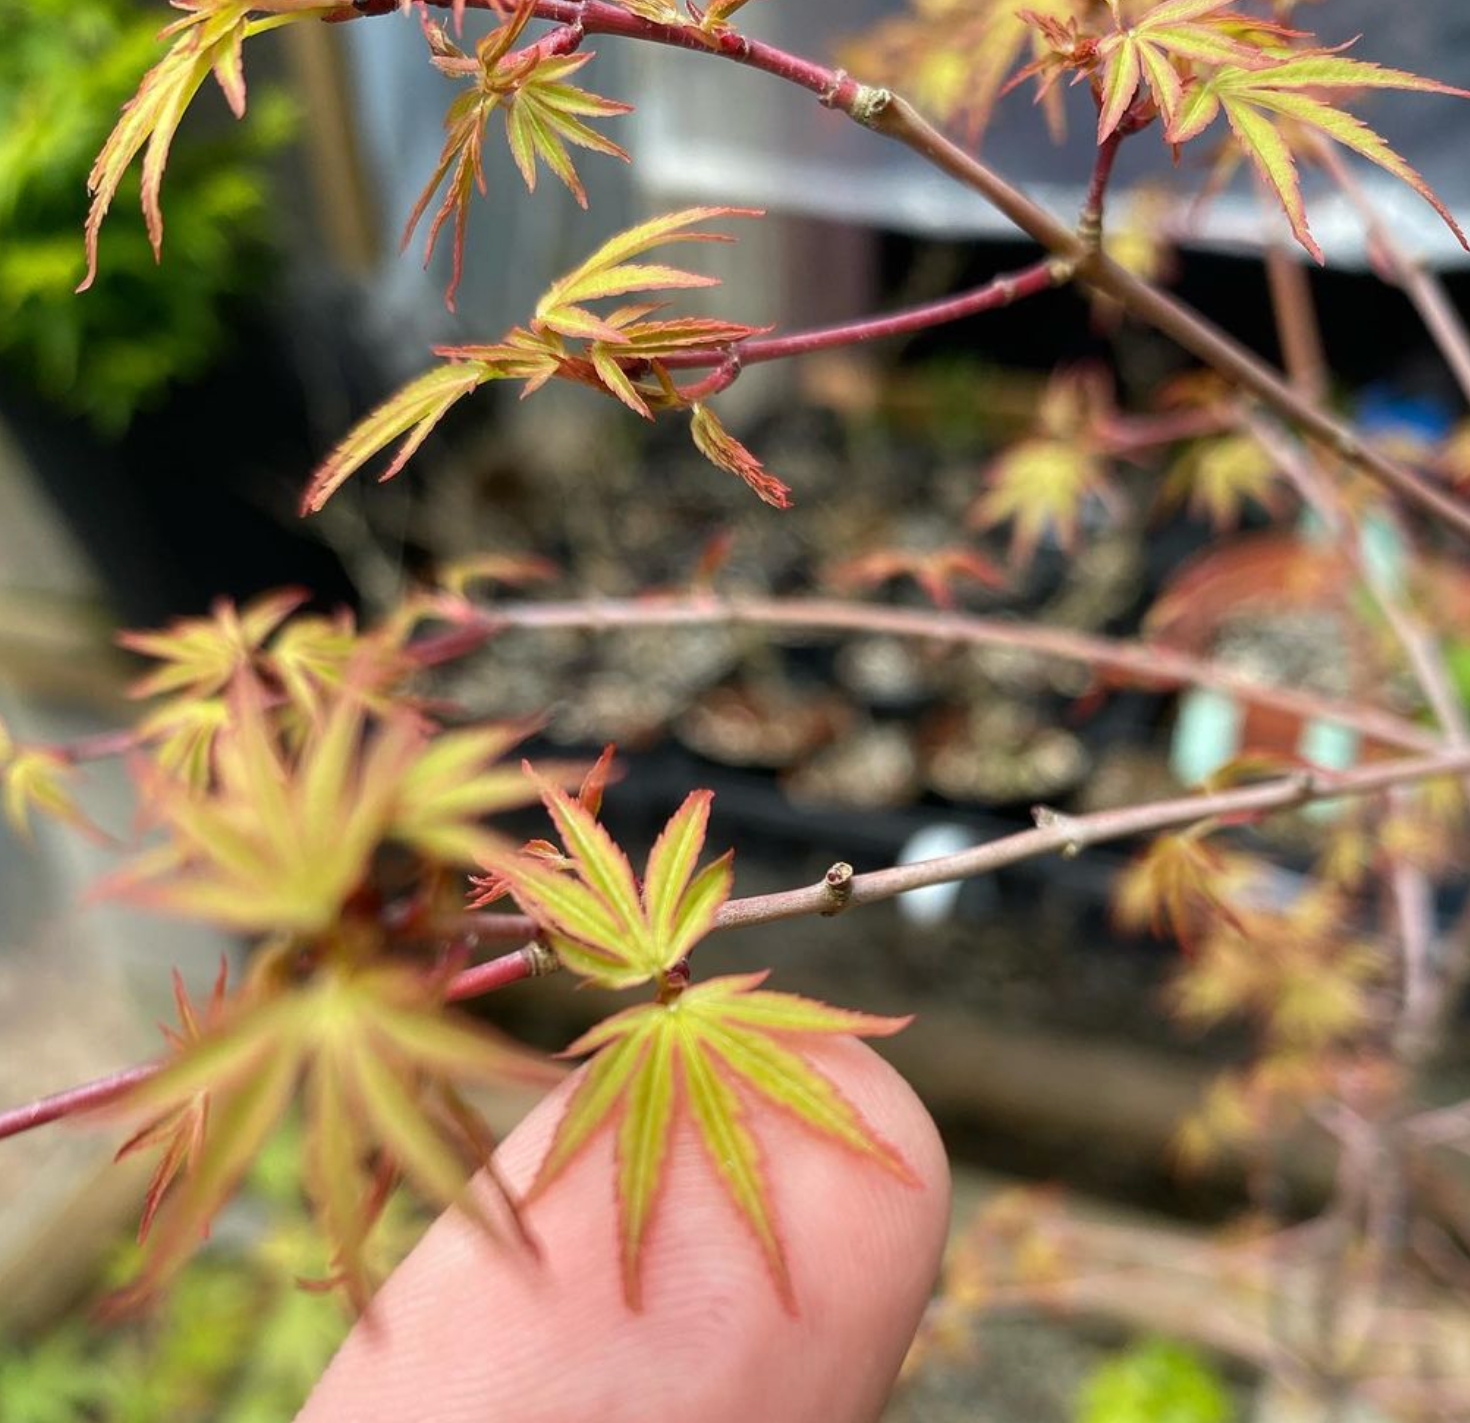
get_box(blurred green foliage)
[0,0,295,433]
[1077,1338,1235,1423]
[0,1125,427,1423]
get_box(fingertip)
[300,1037,948,1423]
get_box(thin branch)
[9,741,1470,1146]
[658,258,1068,371]
[344,1,1470,537]
[1317,143,1470,410]
[428,594,1437,753]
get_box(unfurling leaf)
[1161,433,1281,528]
[532,972,917,1309]
[109,949,562,1309]
[302,360,501,513]
[690,404,793,509]
[1,745,97,841]
[483,781,733,988]
[100,681,546,933]
[405,5,632,310]
[1167,51,1470,263]
[826,544,1005,609]
[80,0,337,291]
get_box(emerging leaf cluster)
[485,784,919,1306]
[405,2,632,310]
[853,0,1470,263]
[304,207,788,512]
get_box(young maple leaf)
[118,588,308,701]
[689,403,793,509]
[101,680,550,933]
[0,743,97,841]
[967,369,1120,567]
[79,0,338,291]
[108,948,562,1309]
[306,210,768,511]
[532,206,760,344]
[115,959,231,1244]
[486,787,919,1307]
[1167,49,1470,263]
[845,0,1092,143]
[1160,432,1282,529]
[536,971,917,1309]
[826,544,1006,610]
[1094,0,1273,140]
[1114,828,1258,948]
[404,5,632,310]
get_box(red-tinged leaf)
[677,1028,793,1310]
[616,1025,676,1304]
[1098,35,1142,141]
[699,1021,918,1184]
[303,360,497,513]
[535,779,650,950]
[590,344,654,417]
[1223,94,1318,260]
[576,744,618,819]
[530,1029,651,1200]
[534,208,760,338]
[481,850,643,985]
[689,404,793,509]
[534,974,917,1310]
[690,972,915,1039]
[642,789,713,946]
[666,852,734,964]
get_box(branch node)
[848,83,893,128]
[819,68,851,109]
[523,940,562,978]
[1032,804,1086,858]
[1046,255,1079,284]
[820,861,855,915]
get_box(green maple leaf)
[109,948,562,1309]
[1167,50,1470,263]
[537,972,917,1309]
[404,5,632,311]
[1096,0,1268,140]
[485,785,921,1306]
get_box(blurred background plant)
[0,0,295,434]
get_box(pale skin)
[298,1038,951,1422]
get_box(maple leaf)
[689,403,793,509]
[1113,828,1258,948]
[302,359,506,513]
[1094,0,1272,140]
[483,780,734,989]
[967,369,1120,567]
[109,946,562,1308]
[1167,49,1470,263]
[534,972,917,1309]
[101,681,547,933]
[306,210,766,511]
[533,206,759,343]
[825,544,1006,609]
[404,5,632,310]
[79,0,338,291]
[845,0,1092,143]
[467,742,618,908]
[1161,432,1282,528]
[118,588,308,701]
[115,959,231,1244]
[0,743,96,841]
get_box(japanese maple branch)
[9,740,1470,1145]
[421,594,1437,753]
[657,256,1069,373]
[355,0,1470,539]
